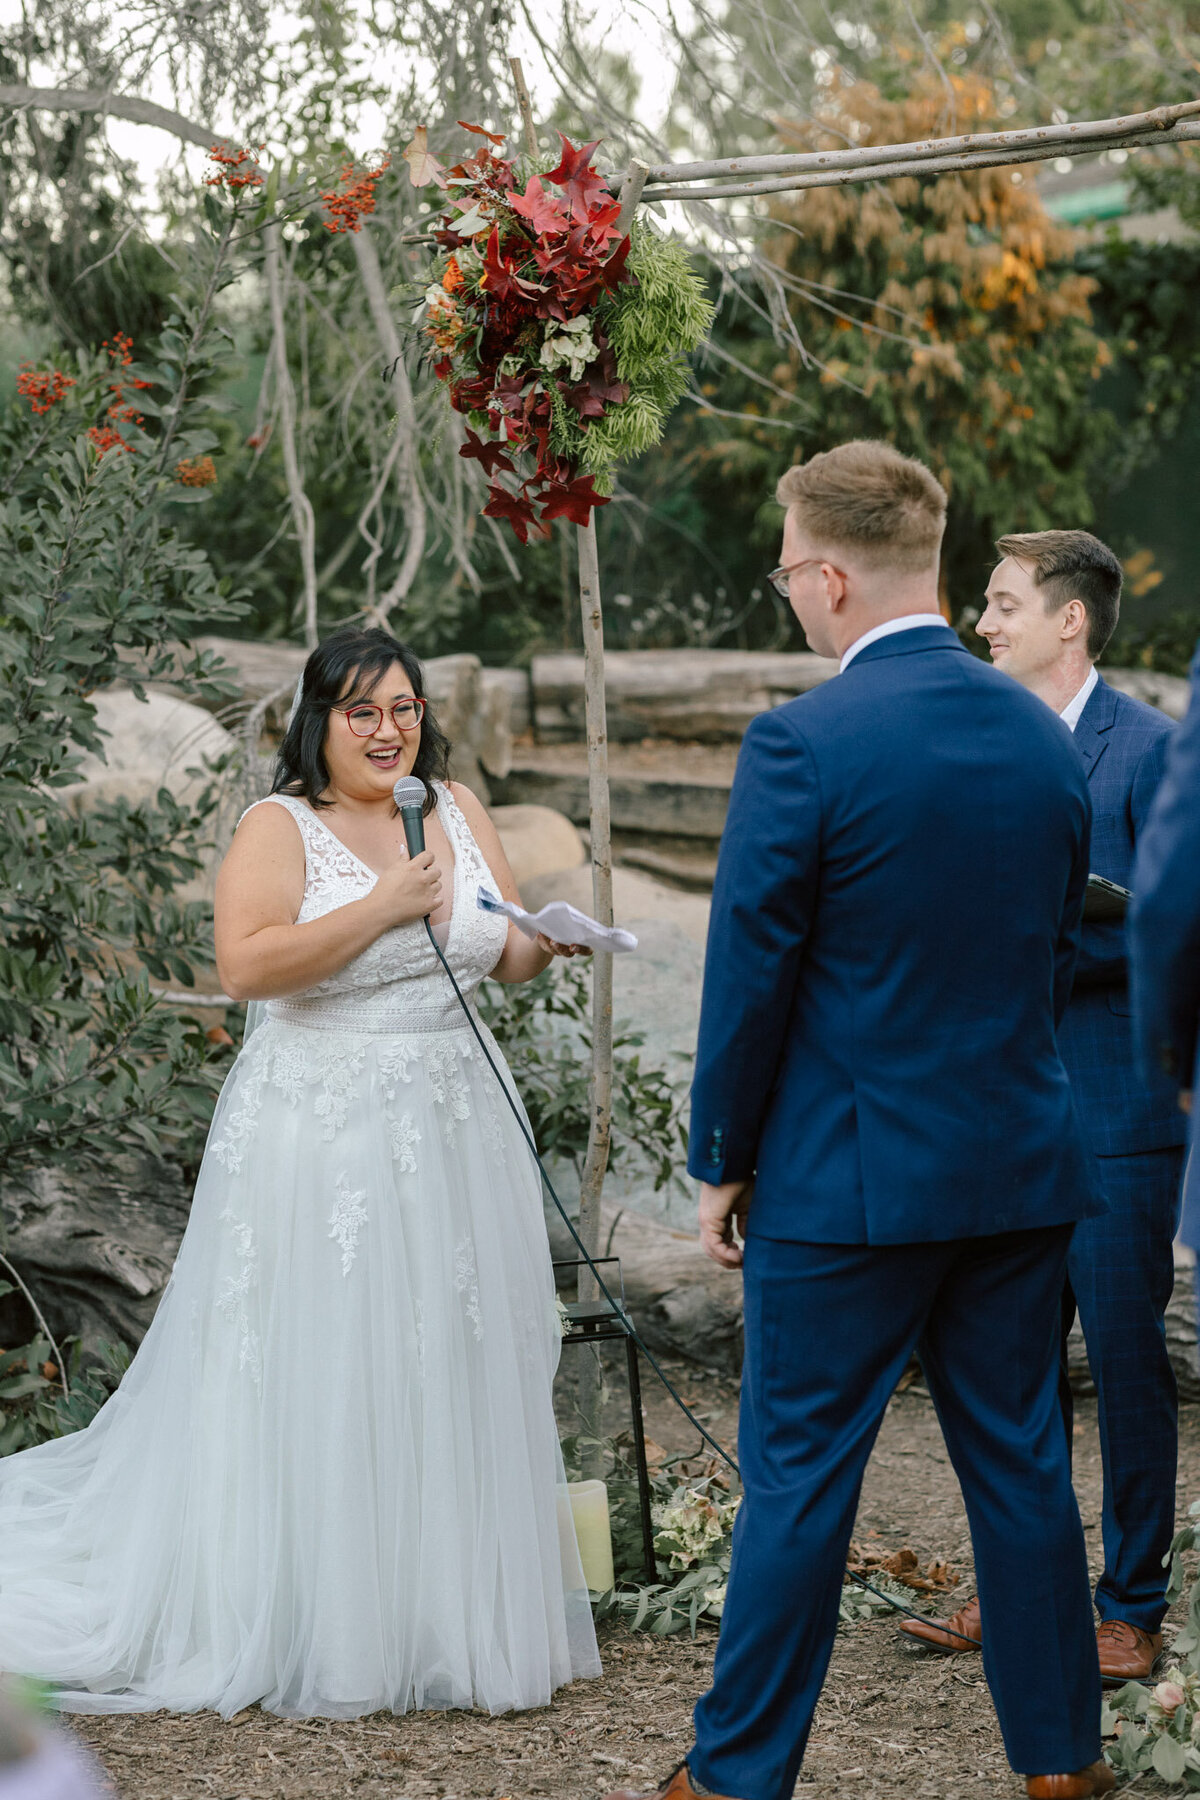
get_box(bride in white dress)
[0,625,602,1718]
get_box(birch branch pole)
[574,155,653,1315]
[644,95,1200,198]
[573,159,650,1476]
[641,97,1200,202]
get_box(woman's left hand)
[535,933,593,959]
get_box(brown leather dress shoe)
[1095,1618,1162,1684]
[1025,1759,1116,1798]
[600,1761,741,1800]
[897,1594,982,1653]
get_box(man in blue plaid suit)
[1131,640,1200,1345]
[905,530,1186,1684]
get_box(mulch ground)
[64,1355,1199,1800]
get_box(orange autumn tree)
[763,71,1111,613]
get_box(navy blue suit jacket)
[1131,641,1200,1230]
[1056,677,1184,1156]
[688,625,1102,1245]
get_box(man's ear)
[1060,598,1088,643]
[823,563,848,611]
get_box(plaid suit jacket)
[1057,675,1186,1156]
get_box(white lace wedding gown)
[0,783,600,1717]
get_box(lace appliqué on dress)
[454,1237,484,1341]
[427,1040,472,1144]
[328,1176,368,1276]
[211,1029,367,1171]
[389,1115,420,1172]
[215,1210,263,1392]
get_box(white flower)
[539,315,598,383]
[424,284,457,318]
[554,1295,571,1337]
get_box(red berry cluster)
[320,157,391,233]
[87,332,153,455]
[16,365,76,414]
[175,454,217,488]
[205,145,265,191]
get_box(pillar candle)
[567,1478,615,1592]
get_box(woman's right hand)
[369,850,442,928]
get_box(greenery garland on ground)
[1104,1500,1200,1785]
[404,124,712,540]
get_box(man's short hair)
[994,530,1122,661]
[775,440,947,575]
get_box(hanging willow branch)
[350,227,428,630]
[263,222,319,649]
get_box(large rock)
[61,687,235,812]
[522,865,710,949]
[532,648,838,743]
[1104,667,1192,720]
[0,1157,189,1359]
[548,1200,742,1377]
[491,805,585,887]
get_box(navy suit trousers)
[690,1230,1101,1800]
[1059,1144,1185,1629]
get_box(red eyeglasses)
[336,698,426,736]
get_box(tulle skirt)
[0,1015,600,1717]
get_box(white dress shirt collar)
[1059,665,1099,733]
[839,612,952,673]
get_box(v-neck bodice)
[249,783,508,1034]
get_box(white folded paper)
[477,885,638,954]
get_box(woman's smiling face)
[322,660,423,801]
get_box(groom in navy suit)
[601,441,1110,1800]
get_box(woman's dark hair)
[272,627,450,813]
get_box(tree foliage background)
[4,0,1200,668]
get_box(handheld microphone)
[392,775,427,859]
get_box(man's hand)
[1182,1090,1194,1116]
[699,1180,754,1269]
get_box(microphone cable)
[424,918,975,1644]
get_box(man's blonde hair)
[776,440,947,574]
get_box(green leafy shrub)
[478,958,688,1192]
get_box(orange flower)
[16,365,76,415]
[321,156,391,233]
[205,145,265,191]
[87,425,131,455]
[442,254,464,293]
[175,455,218,488]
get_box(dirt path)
[67,1359,1197,1800]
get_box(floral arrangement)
[404,124,713,541]
[1103,1498,1200,1786]
[653,1482,741,1575]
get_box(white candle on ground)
[567,1479,615,1592]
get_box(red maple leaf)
[483,481,544,545]
[545,133,612,221]
[457,120,507,146]
[479,225,544,302]
[459,427,515,476]
[572,235,635,309]
[509,175,569,237]
[560,345,630,420]
[539,473,611,527]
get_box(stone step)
[491,741,737,842]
